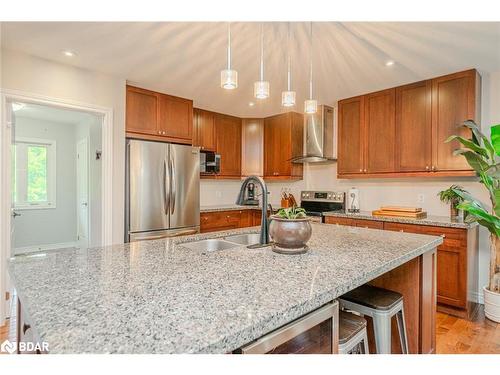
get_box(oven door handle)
[238,301,339,354]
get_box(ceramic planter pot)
[269,216,312,253]
[484,285,500,323]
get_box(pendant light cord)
[287,22,291,91]
[227,23,231,70]
[260,23,264,81]
[309,22,313,100]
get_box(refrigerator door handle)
[170,153,176,214]
[163,160,170,215]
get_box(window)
[12,137,56,209]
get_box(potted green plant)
[438,185,469,219]
[269,207,312,254]
[446,120,500,322]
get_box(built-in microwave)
[200,151,220,174]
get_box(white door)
[76,138,89,248]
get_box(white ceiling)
[14,102,98,125]
[2,22,500,117]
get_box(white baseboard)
[13,241,78,255]
[470,290,485,305]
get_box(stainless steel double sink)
[182,233,261,252]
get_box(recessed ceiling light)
[63,50,76,57]
[385,60,395,67]
[248,102,255,107]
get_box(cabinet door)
[242,118,264,176]
[194,109,216,151]
[396,81,432,172]
[126,86,158,135]
[276,114,292,177]
[158,94,193,142]
[324,216,354,226]
[365,88,396,173]
[338,96,365,175]
[215,114,241,177]
[432,70,478,171]
[264,115,280,177]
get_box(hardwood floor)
[0,304,498,354]
[436,306,499,354]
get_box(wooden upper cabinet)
[241,118,264,177]
[365,88,396,173]
[263,112,303,179]
[396,80,432,172]
[126,85,193,144]
[158,94,193,142]
[432,69,480,172]
[126,86,158,135]
[337,69,481,178]
[215,113,241,177]
[338,96,365,175]
[193,108,216,151]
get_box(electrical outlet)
[417,194,425,204]
[215,191,222,199]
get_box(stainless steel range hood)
[292,105,337,163]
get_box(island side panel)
[368,249,437,354]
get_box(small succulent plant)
[276,206,307,219]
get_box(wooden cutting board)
[379,206,422,213]
[372,210,427,219]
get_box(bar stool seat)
[340,285,409,354]
[339,311,369,354]
[341,284,403,311]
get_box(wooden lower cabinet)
[200,210,259,233]
[325,217,478,319]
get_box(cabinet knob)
[425,166,429,170]
[162,131,166,135]
[158,131,161,134]
[364,169,367,173]
[431,165,436,171]
[441,234,446,238]
[399,230,404,232]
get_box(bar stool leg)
[362,331,369,354]
[372,314,392,354]
[395,308,409,354]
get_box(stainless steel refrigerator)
[125,139,200,242]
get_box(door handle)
[163,160,170,215]
[12,211,21,218]
[170,154,176,215]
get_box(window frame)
[13,136,57,210]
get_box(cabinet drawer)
[383,222,421,234]
[418,225,467,244]
[353,219,384,229]
[324,217,354,226]
[200,211,241,233]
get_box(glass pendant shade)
[220,69,238,89]
[282,91,296,107]
[254,80,270,99]
[304,99,318,114]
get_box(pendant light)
[282,22,296,107]
[254,23,270,99]
[221,23,238,90]
[304,22,318,114]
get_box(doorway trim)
[0,88,114,325]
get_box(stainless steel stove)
[300,191,345,223]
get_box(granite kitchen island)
[8,223,442,354]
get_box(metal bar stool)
[339,285,409,354]
[339,311,369,354]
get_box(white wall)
[13,117,78,248]
[1,49,126,244]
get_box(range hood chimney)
[292,104,337,163]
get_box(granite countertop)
[9,224,442,354]
[323,210,477,229]
[200,203,281,213]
